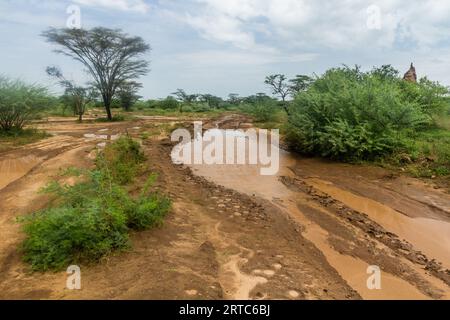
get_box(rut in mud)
[0,115,448,300]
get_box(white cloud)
[73,0,150,13]
[184,12,255,49]
[174,0,450,51]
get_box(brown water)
[176,129,449,299]
[306,178,450,270]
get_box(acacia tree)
[42,27,150,120]
[199,94,222,108]
[289,75,313,96]
[171,89,198,112]
[46,66,94,122]
[264,74,291,102]
[228,93,241,105]
[117,81,142,111]
[264,74,292,114]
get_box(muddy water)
[306,178,450,270]
[176,129,449,299]
[83,133,121,141]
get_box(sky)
[1,0,450,99]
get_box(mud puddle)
[305,178,450,270]
[83,133,121,141]
[177,128,449,299]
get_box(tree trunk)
[282,101,290,116]
[104,97,113,121]
[78,113,83,122]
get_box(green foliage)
[127,174,171,230]
[286,65,448,160]
[198,94,223,108]
[153,97,179,110]
[289,75,314,95]
[241,102,279,123]
[116,82,142,112]
[399,77,449,117]
[42,27,150,121]
[393,126,450,178]
[20,137,170,271]
[0,76,50,131]
[96,136,146,184]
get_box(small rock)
[185,289,198,296]
[273,263,282,270]
[263,270,275,276]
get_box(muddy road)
[0,115,448,300]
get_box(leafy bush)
[240,102,279,122]
[0,76,50,131]
[20,137,171,271]
[399,77,450,117]
[96,136,145,184]
[126,174,171,230]
[191,103,211,113]
[286,66,448,160]
[154,97,179,110]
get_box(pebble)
[288,290,299,298]
[263,270,275,276]
[185,289,198,296]
[273,263,282,270]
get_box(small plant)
[20,137,171,271]
[96,135,146,184]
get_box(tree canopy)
[42,27,150,120]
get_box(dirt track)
[0,115,448,300]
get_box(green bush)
[0,76,51,131]
[240,102,279,122]
[127,175,171,230]
[191,103,211,113]
[286,66,448,160]
[96,136,145,184]
[155,97,179,110]
[20,137,171,271]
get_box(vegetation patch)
[19,136,171,271]
[285,65,450,178]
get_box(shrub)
[241,102,279,122]
[0,76,50,131]
[126,174,171,230]
[96,135,146,184]
[20,137,171,271]
[191,103,211,113]
[286,66,446,160]
[156,97,179,110]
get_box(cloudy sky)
[1,0,450,99]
